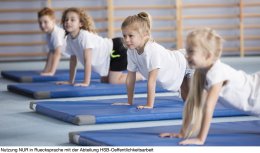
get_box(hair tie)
[137,13,147,19]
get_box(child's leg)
[108,71,127,84]
[136,72,145,81]
[108,37,127,84]
[108,71,144,84]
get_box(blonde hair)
[182,27,223,138]
[121,11,152,37]
[61,7,96,35]
[186,27,223,62]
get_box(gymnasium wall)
[0,0,259,61]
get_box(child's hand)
[40,72,54,76]
[56,81,71,85]
[179,138,204,145]
[112,102,130,106]
[74,83,89,87]
[160,132,183,138]
[137,105,153,109]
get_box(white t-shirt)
[205,60,260,116]
[127,40,187,91]
[46,25,67,56]
[65,29,113,76]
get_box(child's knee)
[108,72,127,84]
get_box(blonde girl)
[160,27,260,145]
[118,12,193,109]
[38,7,66,76]
[57,8,143,86]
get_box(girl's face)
[122,26,148,53]
[186,44,213,70]
[38,15,55,33]
[64,11,82,37]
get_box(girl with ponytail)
[116,12,193,109]
[160,27,260,145]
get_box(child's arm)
[47,47,62,75]
[111,71,135,106]
[137,68,159,109]
[41,52,52,74]
[56,55,77,85]
[127,71,136,105]
[69,55,77,84]
[41,47,62,76]
[74,48,92,87]
[179,82,223,145]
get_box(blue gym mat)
[30,96,246,125]
[8,80,167,99]
[69,120,260,146]
[1,70,100,82]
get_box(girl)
[57,7,143,86]
[38,7,66,76]
[119,12,193,108]
[160,27,260,145]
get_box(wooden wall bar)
[0,0,259,60]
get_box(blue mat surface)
[69,120,260,146]
[9,80,167,99]
[31,96,246,125]
[1,70,100,82]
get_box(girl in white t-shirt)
[57,8,143,87]
[38,7,66,76]
[118,12,192,109]
[160,27,260,145]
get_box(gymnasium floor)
[0,56,260,146]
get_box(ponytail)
[182,70,206,138]
[121,11,152,36]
